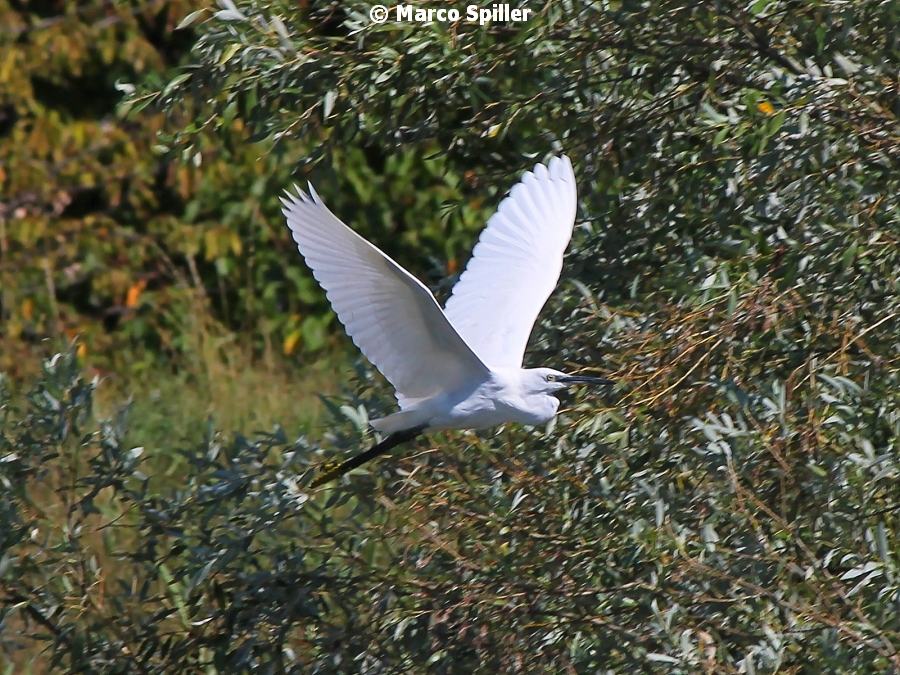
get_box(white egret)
[281,155,612,487]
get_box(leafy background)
[1,0,898,672]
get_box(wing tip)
[281,182,323,205]
[281,181,329,223]
[546,153,574,183]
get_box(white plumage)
[281,155,611,485]
[281,183,488,412]
[443,156,577,368]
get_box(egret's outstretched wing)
[443,155,577,368]
[282,185,489,409]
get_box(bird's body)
[434,368,562,430]
[376,367,562,433]
[281,154,611,485]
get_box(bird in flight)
[281,155,612,487]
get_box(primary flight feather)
[281,155,611,486]
[443,156,578,368]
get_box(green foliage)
[2,327,897,670]
[1,0,193,371]
[133,0,898,356]
[0,0,375,374]
[2,0,899,671]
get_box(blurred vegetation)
[2,0,899,672]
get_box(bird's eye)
[546,374,556,382]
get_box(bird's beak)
[559,375,614,387]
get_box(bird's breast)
[423,375,560,430]
[505,394,559,426]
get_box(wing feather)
[443,155,577,368]
[282,185,488,409]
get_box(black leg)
[310,425,427,488]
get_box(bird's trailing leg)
[310,425,427,488]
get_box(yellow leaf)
[219,44,241,66]
[757,101,775,115]
[125,280,147,308]
[204,230,219,259]
[230,232,243,255]
[283,329,302,355]
[21,298,33,320]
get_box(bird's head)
[526,368,614,395]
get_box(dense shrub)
[1,0,366,374]
[1,301,897,671]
